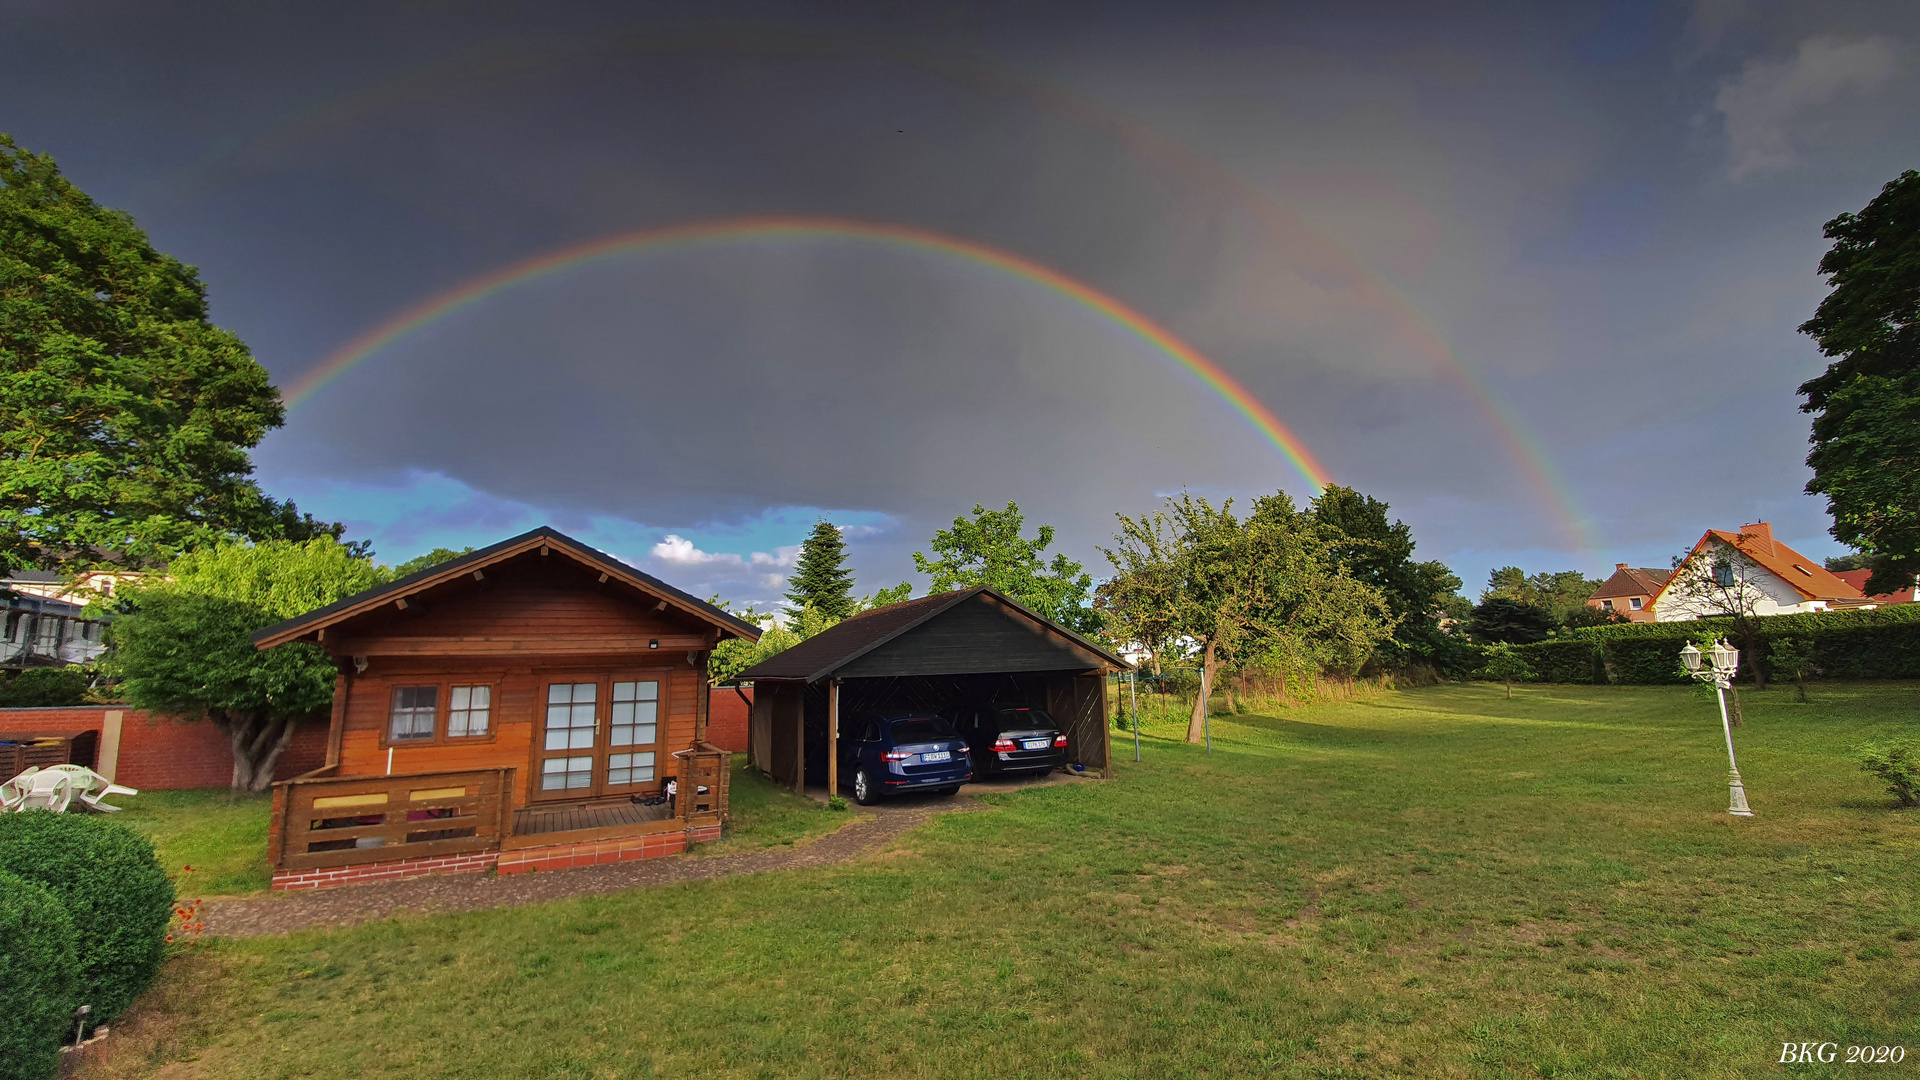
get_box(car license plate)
[920,751,951,762]
[1023,739,1051,750]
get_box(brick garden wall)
[707,686,751,753]
[0,706,329,790]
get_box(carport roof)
[733,586,1129,684]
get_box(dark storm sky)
[7,0,1917,609]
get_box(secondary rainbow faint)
[280,216,1336,492]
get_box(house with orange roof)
[1831,568,1918,605]
[1651,522,1871,622]
[1585,564,1670,622]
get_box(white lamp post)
[1680,639,1754,817]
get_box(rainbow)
[173,27,1594,552]
[283,217,1335,490]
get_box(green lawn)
[86,683,1920,1079]
[113,788,275,897]
[691,754,859,856]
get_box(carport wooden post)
[827,678,840,799]
[793,684,806,795]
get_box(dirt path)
[200,799,970,939]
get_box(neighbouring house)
[249,526,760,891]
[1,585,106,669]
[736,586,1127,792]
[1831,569,1919,605]
[1652,522,1870,622]
[4,567,150,605]
[1586,563,1671,622]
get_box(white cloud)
[649,535,797,573]
[1715,34,1900,181]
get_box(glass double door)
[534,675,662,800]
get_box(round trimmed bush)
[0,870,79,1080]
[0,810,174,1023]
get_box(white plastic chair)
[41,764,138,812]
[15,771,74,813]
[0,766,41,811]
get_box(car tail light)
[1053,734,1068,748]
[882,750,913,762]
[957,745,969,754]
[991,737,1016,752]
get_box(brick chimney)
[1739,521,1775,555]
[1615,563,1629,571]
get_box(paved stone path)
[200,799,972,939]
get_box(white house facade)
[1652,522,1870,622]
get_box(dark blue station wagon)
[842,712,972,805]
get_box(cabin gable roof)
[252,526,760,649]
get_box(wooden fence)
[270,767,514,871]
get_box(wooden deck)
[513,798,671,837]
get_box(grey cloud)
[1716,34,1900,180]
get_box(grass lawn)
[691,754,860,856]
[113,788,275,897]
[84,683,1920,1079]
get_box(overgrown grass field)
[84,683,1920,1078]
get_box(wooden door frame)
[528,666,678,802]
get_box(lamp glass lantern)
[1679,642,1702,672]
[1711,639,1738,675]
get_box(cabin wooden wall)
[335,659,702,808]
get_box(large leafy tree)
[913,502,1097,633]
[1104,492,1393,743]
[103,538,388,792]
[1799,169,1920,596]
[1308,486,1463,668]
[785,520,856,620]
[0,135,342,571]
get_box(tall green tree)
[785,521,856,620]
[103,538,388,791]
[913,502,1096,633]
[1799,169,1920,596]
[1308,486,1463,668]
[1480,567,1602,626]
[1104,492,1393,743]
[0,135,342,571]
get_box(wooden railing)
[673,742,731,825]
[270,767,514,871]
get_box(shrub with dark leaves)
[0,870,79,1080]
[0,811,173,1023]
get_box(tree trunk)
[1726,685,1744,728]
[1505,677,1513,699]
[209,708,300,794]
[1796,672,1808,704]
[1187,640,1217,744]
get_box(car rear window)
[995,708,1057,729]
[888,718,956,742]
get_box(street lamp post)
[1680,639,1754,817]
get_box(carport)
[735,586,1129,793]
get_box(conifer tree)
[785,520,856,619]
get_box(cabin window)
[545,682,598,750]
[609,680,659,748]
[607,751,655,785]
[447,685,491,737]
[1629,597,1643,610]
[1601,599,1614,612]
[389,686,438,741]
[541,755,594,791]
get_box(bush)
[1858,741,1920,807]
[0,871,79,1080]
[1505,605,1920,685]
[0,665,93,707]
[0,811,174,1024]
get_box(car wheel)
[852,768,879,805]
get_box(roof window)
[1795,565,1813,576]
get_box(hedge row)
[0,812,173,1080]
[1507,605,1920,685]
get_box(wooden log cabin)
[251,526,759,891]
